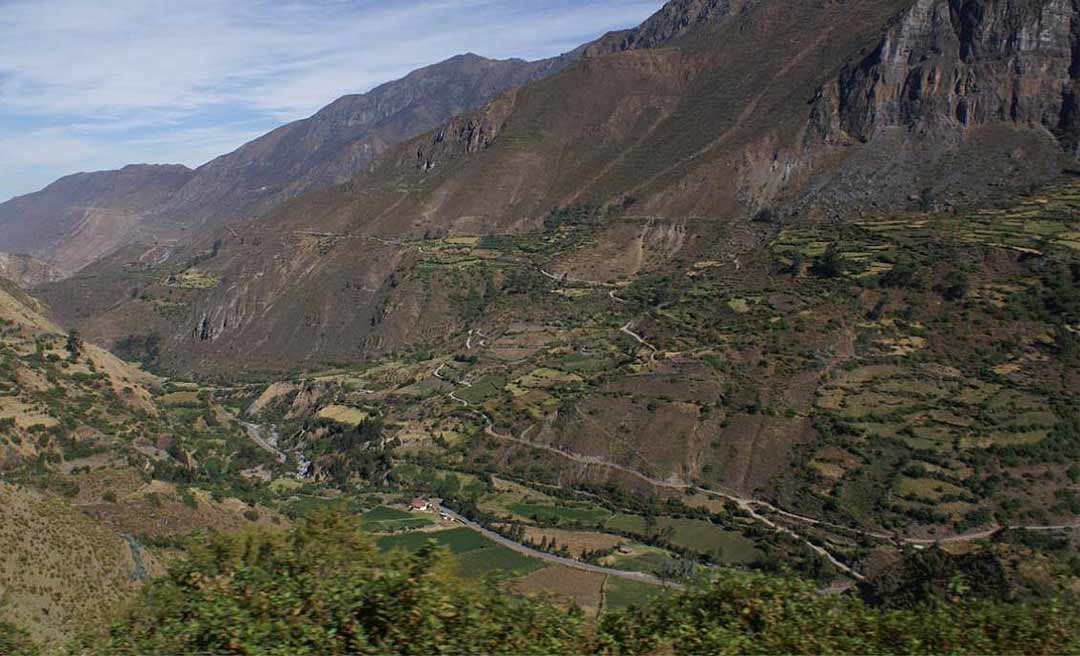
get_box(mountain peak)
[585,0,746,55]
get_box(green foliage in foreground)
[0,621,39,656]
[78,513,585,655]
[75,514,1079,655]
[598,574,1077,655]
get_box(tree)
[811,245,845,278]
[599,571,1079,655]
[66,329,83,361]
[940,270,970,301]
[880,257,920,289]
[75,513,1080,655]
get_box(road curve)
[240,421,287,464]
[480,424,864,580]
[434,504,677,588]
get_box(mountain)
[0,165,195,275]
[0,252,62,288]
[156,52,585,232]
[584,0,745,55]
[0,53,583,276]
[33,0,1080,537]
[46,0,1077,375]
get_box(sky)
[0,0,664,202]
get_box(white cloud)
[0,0,664,200]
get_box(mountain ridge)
[39,0,1080,376]
[0,51,586,274]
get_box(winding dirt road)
[482,424,864,580]
[431,278,1080,580]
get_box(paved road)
[481,424,864,580]
[434,504,678,588]
[240,421,286,464]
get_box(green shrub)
[83,513,585,655]
[0,621,38,656]
[78,513,1080,656]
[599,572,1078,655]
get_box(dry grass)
[317,405,370,426]
[0,482,154,650]
[512,566,605,615]
[521,527,627,558]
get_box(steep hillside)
[0,53,582,276]
[0,481,152,650]
[0,252,62,288]
[45,0,1080,375]
[157,52,584,231]
[0,165,194,275]
[0,277,298,647]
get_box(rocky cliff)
[798,0,1076,212]
[813,0,1077,144]
[585,0,748,55]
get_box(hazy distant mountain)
[0,164,195,275]
[0,52,582,274]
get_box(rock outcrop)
[797,0,1078,211]
[813,0,1078,147]
[585,0,749,55]
[0,252,62,289]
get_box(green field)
[362,506,413,522]
[662,518,760,564]
[509,502,612,526]
[456,544,543,578]
[283,496,364,519]
[602,546,679,576]
[603,577,667,612]
[603,515,759,564]
[455,376,507,404]
[361,506,434,532]
[377,527,490,554]
[377,527,541,579]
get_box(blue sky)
[0,0,664,201]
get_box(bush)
[84,513,585,655]
[0,621,38,656]
[78,513,1080,655]
[599,571,1078,655]
[811,245,845,278]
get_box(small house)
[410,498,432,512]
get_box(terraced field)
[378,527,542,578]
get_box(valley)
[2,0,1080,652]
